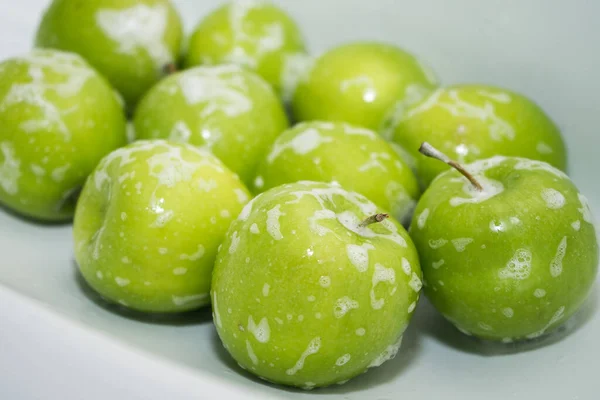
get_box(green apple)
[36,0,183,108]
[73,140,250,313]
[387,85,567,188]
[0,49,126,221]
[409,143,598,341]
[133,65,289,186]
[253,121,420,225]
[292,42,438,131]
[184,0,308,100]
[212,181,422,388]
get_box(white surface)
[1,0,599,399]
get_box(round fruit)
[36,0,183,108]
[73,140,250,313]
[292,42,438,131]
[410,151,598,341]
[212,181,422,388]
[387,85,567,187]
[253,121,420,224]
[133,65,289,186]
[184,0,308,100]
[0,49,126,221]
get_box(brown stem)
[419,142,483,191]
[359,213,389,228]
[163,62,178,75]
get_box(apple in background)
[0,49,126,221]
[36,0,183,108]
[409,143,598,341]
[211,181,422,389]
[73,140,250,313]
[253,121,420,225]
[184,0,309,101]
[386,85,567,188]
[292,42,438,131]
[133,65,289,187]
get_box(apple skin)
[409,156,598,341]
[211,181,422,388]
[388,85,567,188]
[0,49,126,221]
[253,121,420,225]
[133,65,289,187]
[292,42,438,131]
[73,140,250,313]
[35,0,183,108]
[183,0,307,100]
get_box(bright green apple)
[410,147,598,341]
[133,65,289,186]
[292,42,438,131]
[212,181,422,388]
[184,0,308,100]
[253,121,420,225]
[0,49,126,221]
[36,0,183,108]
[73,140,250,313]
[388,85,568,188]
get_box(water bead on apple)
[0,49,126,221]
[292,42,439,131]
[184,0,309,101]
[211,181,422,388]
[410,142,598,341]
[387,85,568,187]
[73,140,250,313]
[133,65,288,187]
[36,0,183,109]
[253,121,420,225]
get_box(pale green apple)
[388,85,568,187]
[212,181,422,388]
[184,0,308,100]
[292,42,438,131]
[73,140,250,313]
[253,121,420,225]
[410,152,598,341]
[133,65,289,186]
[0,49,126,221]
[36,0,183,108]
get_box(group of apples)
[0,0,597,391]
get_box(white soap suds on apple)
[234,188,249,204]
[333,296,359,318]
[536,141,554,154]
[286,336,321,376]
[417,208,430,229]
[335,354,351,367]
[541,188,566,209]
[319,276,331,288]
[478,322,493,331]
[513,158,568,179]
[262,283,270,297]
[237,197,256,222]
[168,121,192,143]
[280,52,314,101]
[526,306,566,339]
[96,271,103,280]
[342,123,378,139]
[173,267,187,275]
[550,236,568,277]
[408,273,422,293]
[115,277,130,287]
[451,238,473,252]
[499,248,532,280]
[432,259,445,269]
[248,316,271,343]
[401,258,412,275]
[96,4,173,68]
[357,152,390,173]
[180,244,205,261]
[158,247,168,255]
[355,328,366,336]
[267,128,334,163]
[572,220,581,231]
[250,223,260,234]
[173,293,209,307]
[266,205,285,240]
[368,336,403,368]
[246,340,259,365]
[211,291,222,327]
[370,263,396,310]
[229,231,240,254]
[502,307,514,318]
[450,175,504,207]
[0,142,21,195]
[151,209,174,228]
[198,178,218,192]
[121,256,131,264]
[577,193,594,223]
[476,89,512,103]
[346,243,374,272]
[534,288,546,298]
[428,239,448,249]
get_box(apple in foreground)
[211,181,423,389]
[74,140,250,313]
[292,42,438,131]
[253,121,420,225]
[36,0,183,108]
[0,49,126,221]
[184,0,308,100]
[387,85,567,188]
[133,65,289,186]
[410,143,598,341]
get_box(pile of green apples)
[0,0,597,391]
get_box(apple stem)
[359,213,389,228]
[163,63,178,75]
[419,142,483,191]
